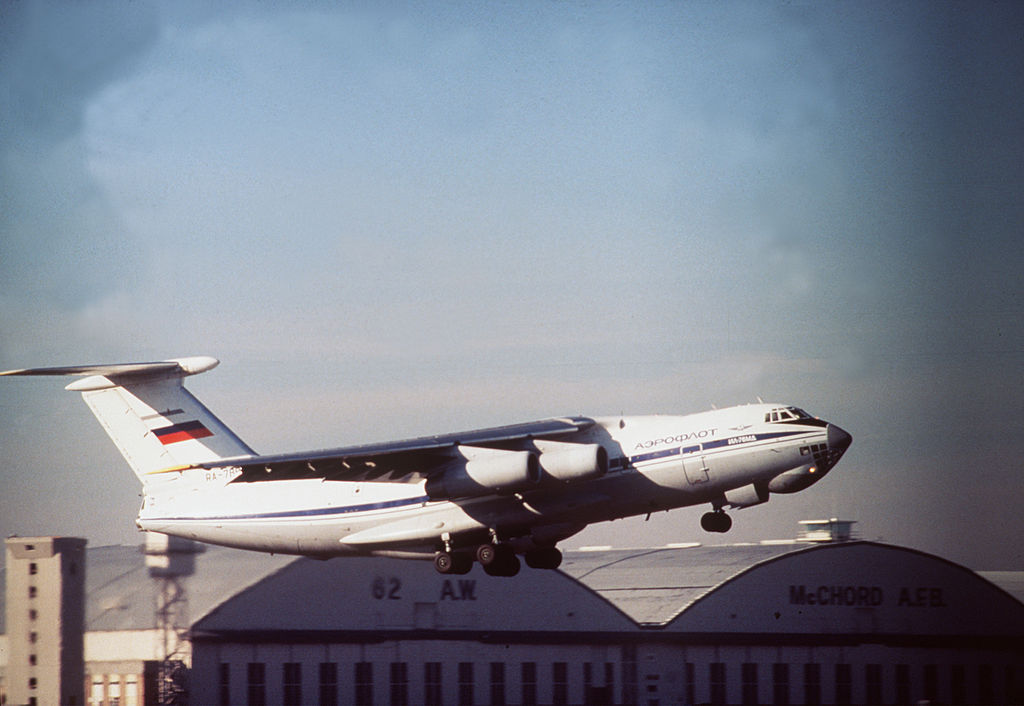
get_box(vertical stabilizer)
[1,356,254,486]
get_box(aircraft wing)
[194,416,596,483]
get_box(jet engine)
[425,447,540,499]
[724,482,769,509]
[535,441,608,483]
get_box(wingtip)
[169,356,220,374]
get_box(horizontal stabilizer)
[1,357,219,390]
[1,361,179,377]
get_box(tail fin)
[1,356,254,487]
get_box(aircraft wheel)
[700,512,717,532]
[435,551,473,574]
[525,546,563,570]
[701,511,732,533]
[476,543,498,566]
[717,512,733,532]
[434,552,456,574]
[434,552,455,573]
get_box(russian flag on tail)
[153,420,213,445]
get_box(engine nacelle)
[536,442,608,483]
[724,482,769,509]
[425,447,540,500]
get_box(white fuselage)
[136,404,838,558]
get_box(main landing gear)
[434,542,563,577]
[701,510,732,533]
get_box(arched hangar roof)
[662,541,1024,638]
[192,553,638,641]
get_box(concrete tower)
[5,536,87,706]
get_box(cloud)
[0,1,159,310]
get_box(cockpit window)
[765,407,811,423]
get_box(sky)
[1,1,1022,570]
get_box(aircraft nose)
[827,423,853,457]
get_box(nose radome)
[827,424,853,455]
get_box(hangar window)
[951,665,966,705]
[282,663,301,706]
[424,663,442,706]
[553,663,568,705]
[835,663,852,705]
[772,664,789,705]
[742,663,758,705]
[710,663,727,705]
[246,663,265,706]
[684,663,696,706]
[803,664,821,706]
[458,663,474,706]
[979,665,994,705]
[895,665,910,705]
[318,663,338,706]
[490,663,506,706]
[390,663,409,706]
[218,663,230,706]
[923,665,938,703]
[354,662,373,706]
[865,664,882,705]
[521,663,537,706]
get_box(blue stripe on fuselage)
[147,495,430,523]
[621,428,812,469]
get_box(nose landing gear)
[701,510,732,533]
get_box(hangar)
[2,533,1022,705]
[190,540,1023,706]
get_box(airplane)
[1,356,851,577]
